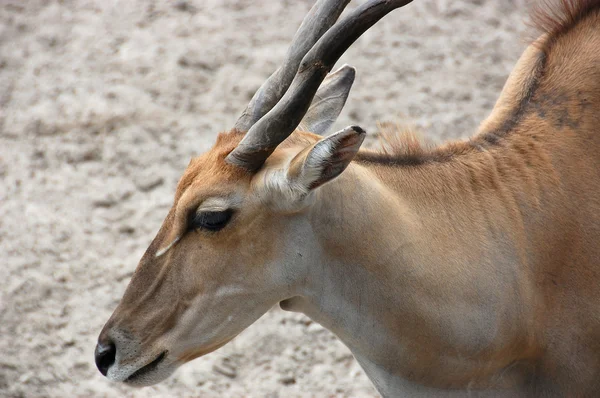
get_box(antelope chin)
[120,351,176,387]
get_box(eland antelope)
[96,0,600,396]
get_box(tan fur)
[99,1,600,395]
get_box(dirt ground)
[1,0,529,396]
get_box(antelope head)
[96,0,413,386]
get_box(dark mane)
[356,0,600,168]
[355,123,478,167]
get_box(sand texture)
[1,0,528,396]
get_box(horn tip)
[334,64,356,78]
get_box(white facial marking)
[196,197,231,213]
[257,163,312,211]
[155,236,180,258]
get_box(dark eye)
[189,209,233,232]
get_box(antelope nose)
[95,340,116,376]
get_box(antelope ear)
[288,125,366,190]
[297,64,356,135]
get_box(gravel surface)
[1,0,528,396]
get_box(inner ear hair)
[298,125,367,190]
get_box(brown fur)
[530,0,600,44]
[357,0,600,170]
[345,1,600,393]
[99,0,600,394]
[174,130,248,202]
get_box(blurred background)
[1,0,529,396]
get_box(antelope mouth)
[125,351,167,383]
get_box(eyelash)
[188,209,234,232]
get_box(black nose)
[95,341,116,376]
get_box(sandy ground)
[1,0,530,396]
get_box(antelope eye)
[189,209,233,232]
